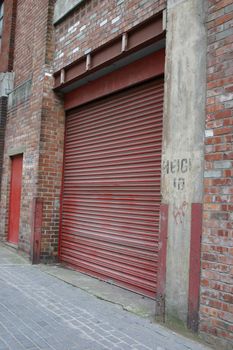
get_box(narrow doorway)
[8,154,23,245]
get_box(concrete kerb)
[37,263,156,320]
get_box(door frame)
[8,153,23,245]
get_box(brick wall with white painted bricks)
[52,0,233,346]
[0,0,166,260]
[0,0,65,260]
[53,0,166,72]
[0,0,232,346]
[0,0,40,250]
[200,0,233,348]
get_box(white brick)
[72,47,79,54]
[68,24,76,33]
[218,93,233,102]
[80,25,86,32]
[74,21,80,27]
[205,129,214,137]
[112,16,120,24]
[214,160,232,169]
[204,170,222,178]
[100,19,108,27]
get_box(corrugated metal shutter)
[60,78,164,298]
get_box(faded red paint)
[32,198,43,264]
[188,203,202,332]
[58,119,67,261]
[156,203,168,319]
[60,78,164,298]
[65,49,165,110]
[54,14,164,89]
[8,154,23,245]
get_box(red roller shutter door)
[60,78,164,298]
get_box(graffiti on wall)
[163,158,192,191]
[173,201,188,225]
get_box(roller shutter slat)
[61,79,164,298]
[62,234,159,259]
[62,215,159,233]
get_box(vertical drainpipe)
[157,0,207,330]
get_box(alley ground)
[0,244,212,350]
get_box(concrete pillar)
[54,0,84,23]
[0,72,14,97]
[161,0,207,327]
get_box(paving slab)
[0,244,213,350]
[0,243,29,265]
[39,264,155,320]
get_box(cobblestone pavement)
[0,248,212,350]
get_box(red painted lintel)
[187,203,202,332]
[31,198,43,264]
[64,49,165,110]
[155,203,168,320]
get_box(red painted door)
[60,79,164,298]
[8,155,23,245]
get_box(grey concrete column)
[0,73,14,97]
[54,0,84,23]
[161,0,207,325]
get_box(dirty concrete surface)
[0,244,213,350]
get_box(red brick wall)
[0,0,17,72]
[54,0,166,71]
[13,0,36,86]
[0,0,232,347]
[36,1,65,262]
[0,0,65,259]
[1,0,166,260]
[0,0,48,251]
[0,97,40,251]
[200,0,233,348]
[37,84,65,262]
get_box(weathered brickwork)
[200,1,233,348]
[0,0,17,72]
[0,97,39,251]
[0,0,166,260]
[0,0,45,251]
[26,0,65,262]
[54,0,166,71]
[13,0,37,86]
[0,0,65,259]
[37,0,165,261]
[0,0,232,347]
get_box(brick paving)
[0,247,212,350]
